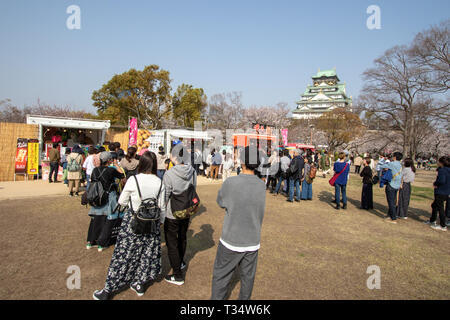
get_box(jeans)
[86,174,91,190]
[385,184,398,220]
[62,162,68,184]
[49,161,59,182]
[164,217,190,278]
[157,169,166,179]
[289,178,301,201]
[335,183,347,207]
[301,180,312,200]
[274,176,287,194]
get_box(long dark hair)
[404,158,416,173]
[126,147,137,163]
[137,151,157,174]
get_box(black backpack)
[170,184,200,220]
[86,167,109,208]
[130,175,162,235]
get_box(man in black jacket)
[287,149,304,202]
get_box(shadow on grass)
[159,220,215,282]
[317,190,431,222]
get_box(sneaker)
[69,192,74,197]
[98,246,105,252]
[424,221,436,226]
[86,243,93,250]
[431,225,447,231]
[181,262,187,270]
[130,283,145,297]
[164,274,184,286]
[335,205,340,210]
[286,199,294,203]
[385,219,397,224]
[93,289,111,300]
[75,192,79,197]
[446,221,450,227]
[294,199,300,202]
[342,204,347,210]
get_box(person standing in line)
[222,152,234,182]
[93,151,165,300]
[67,145,84,196]
[61,148,71,185]
[376,154,390,179]
[426,156,449,231]
[86,151,125,252]
[211,146,266,300]
[333,152,350,210]
[163,144,197,285]
[287,149,304,203]
[48,143,61,183]
[234,147,242,176]
[397,158,416,219]
[272,149,291,195]
[209,149,222,181]
[83,146,97,190]
[360,157,374,210]
[378,152,403,224]
[119,147,139,179]
[354,154,363,174]
[300,156,314,200]
[155,146,168,179]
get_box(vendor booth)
[26,115,110,180]
[137,129,212,154]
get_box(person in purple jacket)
[333,152,350,210]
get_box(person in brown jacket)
[48,143,61,183]
[67,145,84,196]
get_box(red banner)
[128,118,138,146]
[15,138,28,174]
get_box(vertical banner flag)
[27,139,39,175]
[281,129,288,146]
[129,118,138,146]
[15,138,28,174]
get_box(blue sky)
[0,0,448,113]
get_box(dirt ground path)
[0,170,448,300]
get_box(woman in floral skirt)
[93,151,166,300]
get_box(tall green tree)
[92,65,172,129]
[172,84,207,128]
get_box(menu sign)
[15,138,28,173]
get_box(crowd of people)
[47,139,449,300]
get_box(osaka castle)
[292,68,352,119]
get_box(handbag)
[129,175,162,235]
[329,162,349,186]
[170,184,200,220]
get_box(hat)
[99,151,112,162]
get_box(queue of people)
[61,139,448,300]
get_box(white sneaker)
[431,225,447,231]
[424,221,436,226]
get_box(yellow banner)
[27,141,39,175]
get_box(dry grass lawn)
[0,170,448,300]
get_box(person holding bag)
[360,157,374,210]
[163,143,197,286]
[86,151,125,252]
[330,152,350,210]
[93,151,166,300]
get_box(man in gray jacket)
[211,146,266,300]
[163,144,197,286]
